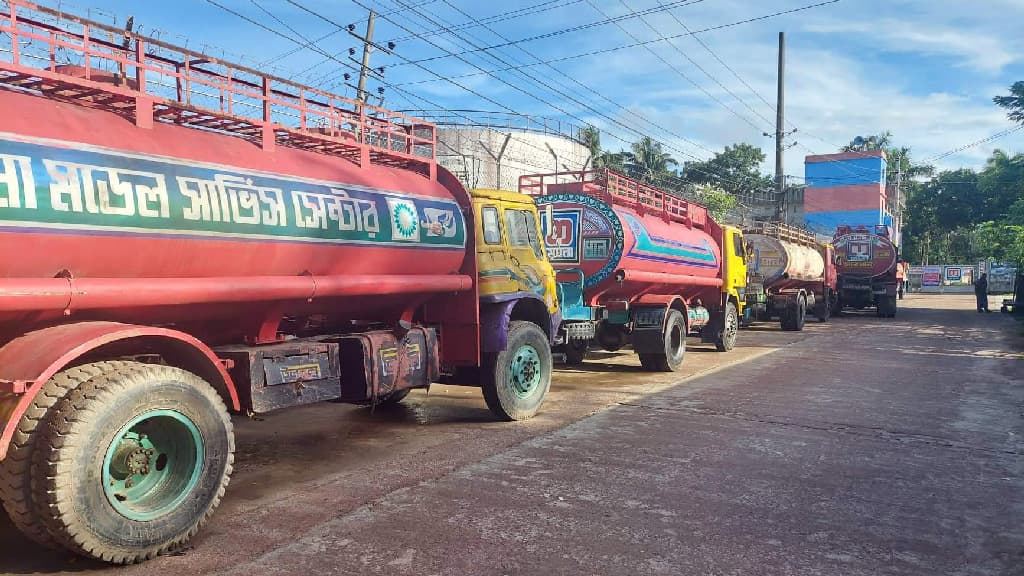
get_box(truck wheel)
[876,295,896,318]
[31,363,234,564]
[815,289,832,322]
[0,361,134,549]
[562,340,588,365]
[781,297,806,331]
[638,309,686,372]
[481,321,552,421]
[715,302,739,352]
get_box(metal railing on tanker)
[0,0,437,176]
[519,168,710,230]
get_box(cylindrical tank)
[833,231,898,278]
[0,90,470,332]
[746,234,824,284]
[534,193,721,302]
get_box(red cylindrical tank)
[534,192,722,303]
[833,228,898,279]
[0,90,471,336]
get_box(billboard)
[921,266,942,287]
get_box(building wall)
[803,150,890,238]
[436,128,590,192]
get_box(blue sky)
[39,0,1024,176]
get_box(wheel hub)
[509,344,543,398]
[102,410,204,522]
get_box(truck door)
[502,206,558,310]
[476,203,514,297]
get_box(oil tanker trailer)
[743,223,837,331]
[520,170,748,371]
[833,224,900,317]
[0,1,560,564]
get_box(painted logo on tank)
[833,233,896,275]
[621,213,718,268]
[535,194,623,289]
[542,209,581,264]
[0,135,466,249]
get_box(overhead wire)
[285,0,757,189]
[395,0,840,67]
[615,0,772,130]
[404,0,726,159]
[387,0,586,44]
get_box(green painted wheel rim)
[102,409,204,522]
[508,344,543,399]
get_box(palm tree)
[624,136,677,183]
[579,126,627,172]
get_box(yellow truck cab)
[470,189,560,315]
[721,224,749,318]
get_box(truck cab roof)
[470,188,538,206]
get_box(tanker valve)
[614,270,626,283]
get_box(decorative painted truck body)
[743,223,837,331]
[0,1,557,564]
[520,170,747,371]
[833,224,900,317]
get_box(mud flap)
[630,307,668,354]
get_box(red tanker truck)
[833,224,900,317]
[0,2,559,563]
[743,222,837,331]
[520,170,748,371]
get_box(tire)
[31,363,234,564]
[815,289,832,322]
[638,309,686,372]
[481,321,552,421]
[876,295,896,318]
[561,340,588,366]
[0,361,134,549]
[781,297,806,331]
[715,302,739,352]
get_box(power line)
[284,0,752,188]
[395,0,839,67]
[616,0,772,130]
[388,0,585,44]
[924,126,1024,163]
[420,0,724,159]
[392,1,842,88]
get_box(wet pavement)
[1,294,1022,575]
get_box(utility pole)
[356,11,376,103]
[775,31,785,220]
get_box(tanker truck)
[833,224,900,317]
[519,169,747,371]
[743,222,837,331]
[0,2,560,563]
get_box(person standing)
[975,273,991,312]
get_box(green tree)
[994,81,1024,124]
[623,136,677,183]
[974,221,1024,265]
[693,183,737,221]
[680,143,773,198]
[842,131,892,151]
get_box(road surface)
[1,294,1021,575]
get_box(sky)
[28,0,1024,178]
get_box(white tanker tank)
[747,234,825,283]
[743,223,836,331]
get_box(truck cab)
[471,189,559,313]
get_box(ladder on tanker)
[0,0,436,178]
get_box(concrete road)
[1,294,1021,575]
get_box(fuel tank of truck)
[833,226,898,279]
[746,234,825,284]
[534,192,721,302]
[0,89,470,332]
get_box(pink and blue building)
[802,150,895,240]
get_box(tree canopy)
[679,143,774,199]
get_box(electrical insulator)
[343,73,351,81]
[387,41,396,51]
[377,86,385,94]
[348,47,355,56]
[377,66,385,75]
